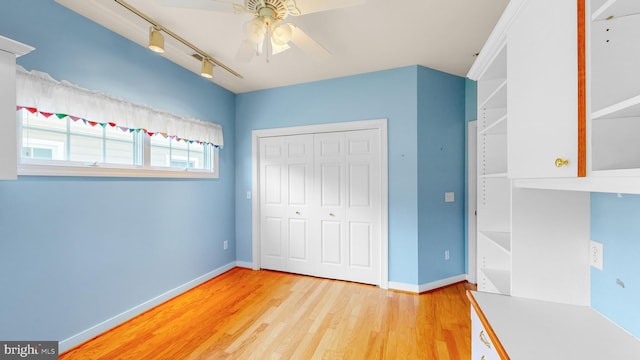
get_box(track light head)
[148,27,165,53]
[201,58,214,78]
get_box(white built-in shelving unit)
[467,0,640,357]
[476,43,511,296]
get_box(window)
[16,67,222,178]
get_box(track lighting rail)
[114,0,243,79]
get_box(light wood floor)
[61,268,471,359]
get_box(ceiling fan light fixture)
[244,17,267,43]
[271,23,293,46]
[201,58,214,78]
[148,27,165,53]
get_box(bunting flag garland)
[16,106,219,147]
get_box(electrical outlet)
[444,250,450,260]
[223,240,228,250]
[590,240,603,270]
[445,192,455,203]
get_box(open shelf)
[481,268,511,295]
[480,133,507,175]
[480,114,507,135]
[479,172,508,179]
[590,13,640,111]
[479,80,507,110]
[480,231,511,253]
[592,94,640,120]
[592,0,640,21]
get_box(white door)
[259,129,381,285]
[259,134,316,275]
[343,129,381,285]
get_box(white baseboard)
[418,274,467,293]
[388,274,468,294]
[59,261,236,353]
[235,261,254,269]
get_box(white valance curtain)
[15,66,224,148]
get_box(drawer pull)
[481,356,486,360]
[295,211,301,215]
[479,330,492,349]
[555,157,569,167]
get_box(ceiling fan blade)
[294,0,365,15]
[155,0,246,13]
[289,25,330,60]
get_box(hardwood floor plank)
[60,268,471,360]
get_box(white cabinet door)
[507,0,579,178]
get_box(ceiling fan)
[156,0,365,61]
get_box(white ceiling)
[56,0,509,94]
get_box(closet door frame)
[251,119,389,289]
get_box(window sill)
[18,162,218,179]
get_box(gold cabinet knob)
[295,211,301,215]
[555,158,569,167]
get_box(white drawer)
[471,304,502,360]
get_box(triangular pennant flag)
[160,132,168,138]
[69,116,80,122]
[99,123,107,128]
[40,111,54,118]
[88,121,98,127]
[135,128,142,133]
[25,107,37,114]
[118,126,129,132]
[147,132,155,137]
[16,106,23,111]
[108,122,117,127]
[55,113,67,119]
[82,119,88,125]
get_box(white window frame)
[15,67,222,179]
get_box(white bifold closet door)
[259,129,381,285]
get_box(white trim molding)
[389,274,468,294]
[235,261,254,269]
[251,119,389,289]
[59,262,236,353]
[467,0,527,80]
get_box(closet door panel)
[259,137,288,271]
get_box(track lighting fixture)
[115,0,242,79]
[148,27,165,53]
[201,58,214,78]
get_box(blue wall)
[417,67,466,283]
[0,0,236,344]
[235,67,422,284]
[591,192,640,338]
